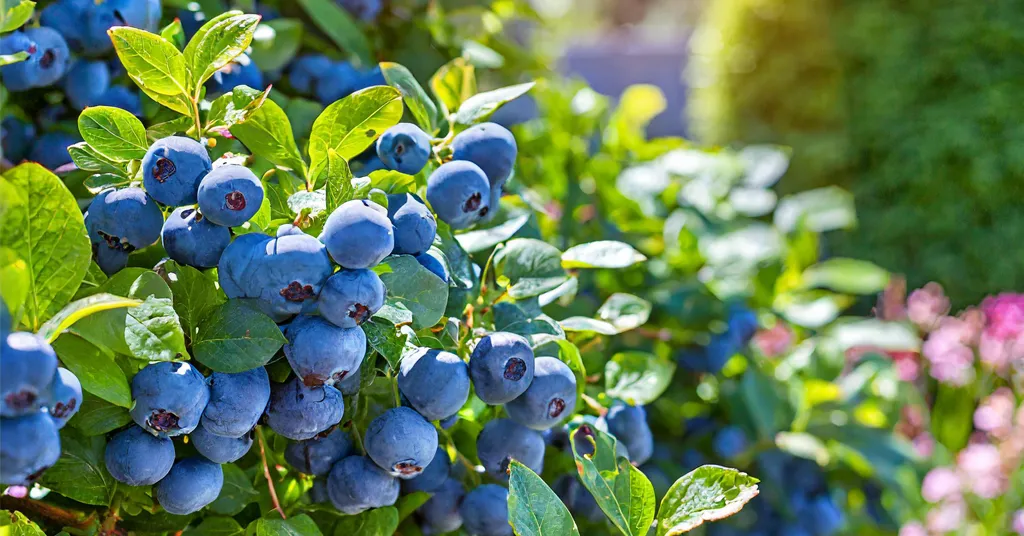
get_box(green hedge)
[690,0,1024,305]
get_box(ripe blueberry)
[197,164,264,227]
[426,160,491,230]
[469,332,535,405]
[397,347,470,421]
[129,361,210,437]
[505,356,577,431]
[364,406,438,479]
[104,425,175,486]
[142,136,212,207]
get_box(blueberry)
[197,164,264,227]
[364,406,438,479]
[63,60,110,109]
[104,425,175,486]
[397,348,470,421]
[351,153,388,176]
[190,424,252,464]
[415,251,449,283]
[28,132,78,170]
[451,122,517,188]
[604,401,653,465]
[401,446,451,494]
[94,246,129,275]
[130,361,210,437]
[48,368,82,429]
[420,478,465,533]
[309,478,330,503]
[337,0,382,21]
[1,116,35,163]
[376,124,432,175]
[0,300,11,338]
[555,475,604,523]
[161,207,231,268]
[201,367,270,438]
[469,332,535,405]
[218,230,333,321]
[154,457,224,515]
[0,28,69,91]
[318,269,386,328]
[85,188,164,273]
[40,0,86,53]
[355,65,387,89]
[112,0,162,31]
[712,426,748,459]
[142,136,213,207]
[284,315,366,387]
[284,428,353,476]
[0,412,61,485]
[476,418,545,481]
[314,62,361,104]
[95,86,143,117]
[564,415,628,459]
[326,455,399,514]
[727,304,759,344]
[288,54,332,95]
[505,356,576,431]
[426,160,491,229]
[207,56,264,96]
[320,199,394,269]
[1,332,57,417]
[439,413,459,429]
[265,377,345,440]
[386,193,436,256]
[460,484,512,536]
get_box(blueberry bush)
[0,3,767,535]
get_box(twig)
[0,495,94,528]
[581,393,607,416]
[255,427,286,519]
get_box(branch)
[255,427,286,519]
[0,495,94,529]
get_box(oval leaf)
[109,27,192,115]
[38,429,117,506]
[562,240,647,269]
[655,465,760,536]
[605,351,676,405]
[78,106,149,161]
[569,425,656,536]
[295,0,372,66]
[52,334,132,408]
[192,300,287,372]
[455,82,535,125]
[381,61,440,134]
[229,93,307,175]
[183,12,261,89]
[494,238,569,299]
[308,86,403,168]
[374,255,449,330]
[508,460,580,536]
[801,258,890,295]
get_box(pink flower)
[753,322,793,358]
[922,325,975,386]
[981,293,1024,340]
[957,443,1006,499]
[913,433,935,458]
[908,283,949,331]
[926,499,965,533]
[1012,509,1024,535]
[899,521,928,536]
[974,387,1016,439]
[921,467,960,503]
[978,331,1024,372]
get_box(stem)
[581,393,607,416]
[255,427,286,519]
[348,420,366,455]
[0,496,94,528]
[388,370,401,407]
[190,98,203,141]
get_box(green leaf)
[801,258,890,295]
[569,425,656,536]
[207,85,271,133]
[454,82,535,125]
[493,238,568,299]
[38,429,117,506]
[68,142,128,175]
[109,27,192,116]
[38,293,140,343]
[295,0,372,66]
[52,334,132,407]
[245,514,322,536]
[363,317,408,370]
[508,460,580,536]
[0,509,45,536]
[0,51,28,66]
[0,164,91,331]
[192,300,287,372]
[774,186,856,233]
[604,351,676,405]
[209,464,259,516]
[249,19,303,72]
[561,240,647,269]
[430,58,476,116]
[160,19,186,50]
[159,260,226,339]
[147,116,195,140]
[395,491,430,522]
[655,466,760,536]
[308,86,403,169]
[740,366,790,440]
[187,517,245,536]
[433,224,474,290]
[68,394,131,436]
[454,213,530,254]
[183,12,261,90]
[381,62,440,134]
[561,293,652,335]
[375,255,448,330]
[930,384,974,453]
[229,95,307,175]
[315,149,354,212]
[0,0,34,33]
[332,507,399,536]
[0,247,29,328]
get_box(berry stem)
[387,369,401,408]
[0,495,95,529]
[255,426,287,519]
[581,393,607,416]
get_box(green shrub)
[690,0,1024,305]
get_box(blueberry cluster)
[84,135,265,275]
[0,312,83,487]
[677,304,760,373]
[287,54,387,105]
